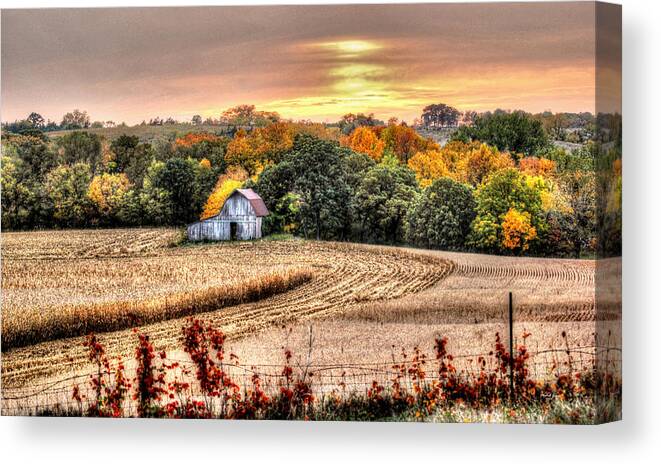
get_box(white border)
[3,1,660,464]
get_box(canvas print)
[0,2,621,423]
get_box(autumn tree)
[224,123,296,175]
[88,173,131,223]
[519,156,557,177]
[380,124,439,164]
[468,168,545,253]
[406,177,476,250]
[341,126,385,161]
[407,150,449,188]
[501,208,538,252]
[201,166,248,219]
[429,141,512,187]
[456,143,514,186]
[224,129,263,176]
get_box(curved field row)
[343,247,596,325]
[1,239,453,387]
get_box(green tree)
[60,109,91,129]
[452,111,549,157]
[9,135,57,179]
[286,134,352,240]
[342,148,377,191]
[27,112,45,128]
[109,135,155,185]
[421,103,461,128]
[44,163,93,227]
[57,131,102,173]
[150,158,198,224]
[254,159,296,233]
[352,163,419,243]
[468,168,545,253]
[406,178,476,249]
[1,155,44,229]
[337,112,384,135]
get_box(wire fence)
[1,343,622,417]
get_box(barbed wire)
[1,344,621,407]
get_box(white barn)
[187,188,269,241]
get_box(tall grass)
[2,267,314,350]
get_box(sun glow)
[318,39,382,57]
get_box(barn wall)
[221,195,253,217]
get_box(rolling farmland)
[1,228,601,392]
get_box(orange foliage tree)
[201,166,248,219]
[519,156,557,177]
[340,126,385,161]
[380,124,439,164]
[175,132,222,148]
[225,123,299,176]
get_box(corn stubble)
[1,229,452,386]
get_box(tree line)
[2,106,620,258]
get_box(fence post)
[509,291,514,401]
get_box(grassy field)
[44,124,233,141]
[1,227,616,418]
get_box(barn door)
[230,222,237,240]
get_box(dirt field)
[1,228,608,395]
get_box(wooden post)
[509,291,515,401]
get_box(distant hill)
[46,124,243,142]
[414,127,459,147]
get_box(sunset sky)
[1,3,600,125]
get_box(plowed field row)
[1,237,453,387]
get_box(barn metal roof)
[235,188,270,217]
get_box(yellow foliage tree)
[87,173,131,217]
[501,208,537,252]
[340,126,385,161]
[199,158,211,169]
[407,150,449,187]
[201,166,248,219]
[525,175,572,214]
[225,123,297,175]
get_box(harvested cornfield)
[1,228,606,394]
[341,248,598,325]
[1,229,453,387]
